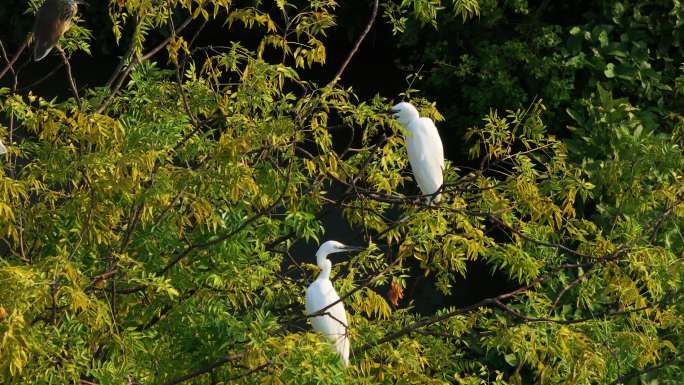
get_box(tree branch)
[156,352,251,385]
[609,354,681,385]
[0,39,27,81]
[328,0,379,86]
[57,46,82,110]
[97,13,196,114]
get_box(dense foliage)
[0,1,682,384]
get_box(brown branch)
[487,214,596,260]
[358,272,551,353]
[648,194,684,242]
[106,16,139,88]
[57,47,82,110]
[312,310,349,332]
[328,0,379,86]
[96,57,136,114]
[137,288,199,331]
[548,267,595,315]
[97,13,196,114]
[158,161,295,275]
[494,299,655,325]
[155,352,250,385]
[0,39,27,81]
[175,63,197,125]
[158,199,277,275]
[358,297,498,354]
[0,40,17,80]
[609,354,681,385]
[223,361,271,382]
[21,62,64,90]
[142,16,194,62]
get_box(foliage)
[0,1,682,385]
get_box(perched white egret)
[305,240,363,367]
[390,102,445,204]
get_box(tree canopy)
[0,1,683,384]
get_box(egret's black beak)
[343,246,365,253]
[388,108,399,115]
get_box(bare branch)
[328,0,379,86]
[0,39,27,81]
[57,46,82,110]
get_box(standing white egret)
[390,102,445,204]
[305,240,364,367]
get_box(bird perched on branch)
[390,101,445,204]
[32,0,78,62]
[305,240,364,367]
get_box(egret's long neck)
[396,106,420,129]
[316,253,332,281]
[397,115,415,130]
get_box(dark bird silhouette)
[32,0,78,62]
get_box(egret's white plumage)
[305,240,362,367]
[0,141,6,155]
[390,102,445,204]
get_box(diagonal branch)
[328,0,379,86]
[97,13,196,114]
[609,354,681,385]
[57,46,82,110]
[156,351,251,385]
[0,39,27,81]
[158,161,295,275]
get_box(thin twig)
[106,16,139,87]
[648,195,684,242]
[158,161,295,275]
[156,352,250,385]
[0,39,27,81]
[609,354,681,385]
[0,40,17,79]
[328,0,379,86]
[20,62,64,90]
[548,267,594,315]
[487,214,595,260]
[57,46,82,109]
[494,299,655,325]
[97,13,196,114]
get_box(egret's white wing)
[305,279,350,366]
[406,117,444,202]
[0,141,7,155]
[420,117,445,171]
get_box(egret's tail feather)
[334,335,350,367]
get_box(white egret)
[390,102,445,204]
[305,240,363,367]
[0,141,6,155]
